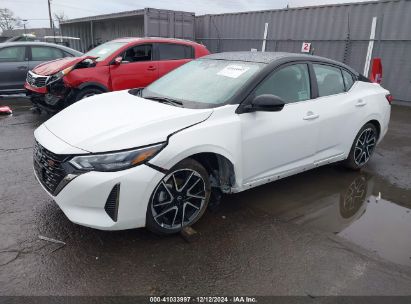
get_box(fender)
[151,143,242,191]
[77,82,109,92]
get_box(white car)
[33,52,391,234]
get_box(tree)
[53,11,68,28]
[0,8,22,33]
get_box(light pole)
[48,0,53,29]
[22,19,28,35]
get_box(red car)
[25,37,210,112]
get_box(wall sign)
[301,42,311,53]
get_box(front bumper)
[25,79,75,113]
[35,164,165,230]
[34,126,165,230]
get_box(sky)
[2,0,371,29]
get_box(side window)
[122,44,152,62]
[254,64,311,103]
[157,43,194,60]
[31,47,64,61]
[313,64,345,97]
[0,46,26,62]
[342,69,355,91]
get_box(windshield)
[84,42,127,61]
[143,59,265,106]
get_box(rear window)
[157,43,194,60]
[342,69,355,90]
[313,64,345,97]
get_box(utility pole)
[48,0,53,29]
[22,19,28,34]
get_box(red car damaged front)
[25,56,100,112]
[24,37,210,113]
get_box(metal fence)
[195,0,411,102]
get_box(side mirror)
[113,57,123,65]
[244,94,285,112]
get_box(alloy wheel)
[151,169,207,230]
[354,128,376,166]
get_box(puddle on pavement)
[338,196,411,267]
[223,167,411,267]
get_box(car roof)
[0,41,82,55]
[111,37,202,46]
[203,51,358,74]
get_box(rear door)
[28,45,66,70]
[155,43,194,78]
[110,43,158,90]
[310,63,360,164]
[0,45,29,92]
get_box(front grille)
[33,141,67,195]
[27,72,48,88]
[104,184,120,222]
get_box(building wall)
[195,0,411,102]
[144,8,195,39]
[60,8,195,53]
[61,16,145,52]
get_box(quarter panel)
[342,82,390,153]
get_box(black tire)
[74,87,104,102]
[146,158,211,235]
[343,123,378,170]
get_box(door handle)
[17,66,28,70]
[303,111,319,120]
[147,66,156,71]
[356,99,367,107]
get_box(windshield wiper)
[144,96,183,107]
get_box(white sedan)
[33,52,391,234]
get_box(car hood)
[42,90,213,153]
[32,56,97,76]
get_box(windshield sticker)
[217,65,250,78]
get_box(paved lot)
[1,98,411,296]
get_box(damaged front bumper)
[25,79,76,113]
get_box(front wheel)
[146,159,211,235]
[343,123,378,170]
[74,87,104,102]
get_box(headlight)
[47,65,75,85]
[69,143,165,172]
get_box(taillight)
[386,94,393,104]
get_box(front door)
[110,44,158,90]
[240,63,320,185]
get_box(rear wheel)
[344,123,378,170]
[146,159,211,235]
